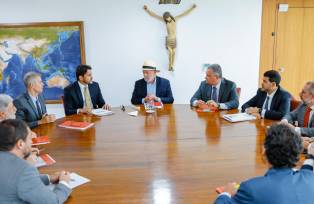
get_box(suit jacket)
[14,93,47,128]
[283,103,314,137]
[241,86,291,120]
[0,151,71,204]
[214,165,314,204]
[190,78,239,109]
[131,76,174,105]
[63,81,106,115]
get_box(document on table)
[49,173,90,189]
[128,111,138,117]
[91,108,114,116]
[222,113,256,123]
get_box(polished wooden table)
[33,104,276,204]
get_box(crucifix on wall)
[143,4,196,71]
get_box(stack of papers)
[49,173,90,189]
[34,154,56,168]
[59,121,94,131]
[91,108,113,116]
[32,136,50,146]
[222,113,256,123]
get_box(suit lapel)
[218,79,225,102]
[269,88,279,110]
[25,93,40,119]
[155,77,160,97]
[74,82,84,107]
[38,95,47,114]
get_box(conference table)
[33,104,287,203]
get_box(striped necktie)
[84,86,92,109]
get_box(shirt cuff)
[141,98,145,104]
[308,143,313,154]
[219,103,228,110]
[217,192,231,198]
[281,119,288,123]
[156,97,161,102]
[59,180,71,189]
[304,159,314,167]
[261,109,266,118]
[295,127,301,135]
[46,174,50,183]
[192,100,198,107]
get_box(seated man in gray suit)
[0,94,16,121]
[281,81,314,137]
[0,119,72,204]
[14,72,56,128]
[190,64,239,109]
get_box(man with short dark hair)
[63,64,110,115]
[0,119,72,203]
[14,72,56,128]
[241,70,291,120]
[282,81,314,137]
[190,64,239,110]
[214,124,314,204]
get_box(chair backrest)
[290,98,301,111]
[236,87,241,98]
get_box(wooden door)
[259,0,314,98]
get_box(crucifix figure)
[144,4,196,71]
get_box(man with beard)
[0,119,72,203]
[131,60,174,105]
[63,64,111,115]
[281,81,314,137]
[241,70,291,120]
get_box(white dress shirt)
[261,88,278,118]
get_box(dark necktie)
[304,107,312,127]
[36,99,42,118]
[212,86,218,102]
[264,96,270,111]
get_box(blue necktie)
[36,99,42,118]
[264,96,270,111]
[212,86,218,102]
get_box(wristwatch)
[306,154,314,160]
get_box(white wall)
[0,0,262,114]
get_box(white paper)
[68,173,90,188]
[222,113,256,123]
[48,172,90,190]
[91,108,113,116]
[128,111,138,117]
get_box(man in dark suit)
[131,60,174,105]
[241,70,291,120]
[214,124,314,204]
[63,64,110,115]
[281,81,314,137]
[0,119,72,204]
[190,64,239,109]
[14,72,56,128]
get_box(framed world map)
[0,21,85,103]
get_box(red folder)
[32,136,50,145]
[59,121,94,131]
[35,154,56,168]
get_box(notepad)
[222,113,256,123]
[34,154,56,168]
[91,108,113,116]
[58,121,94,131]
[32,136,50,145]
[48,173,90,190]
